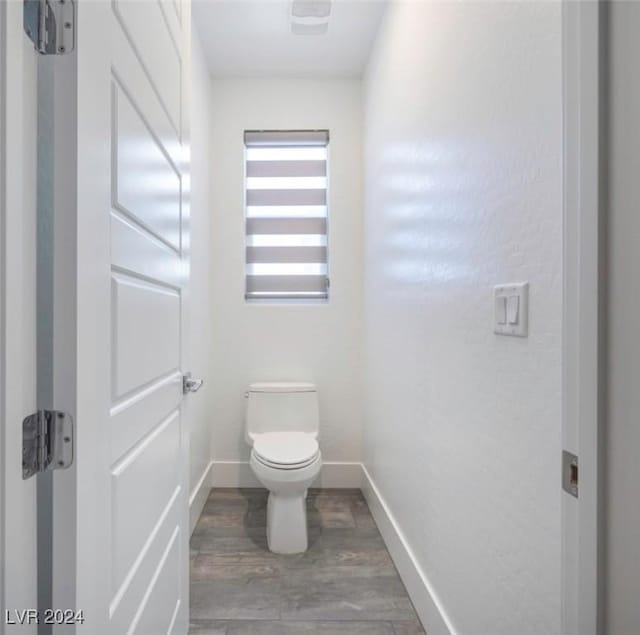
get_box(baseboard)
[210,460,364,489]
[189,460,213,535]
[361,465,457,635]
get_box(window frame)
[243,129,331,304]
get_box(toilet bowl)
[245,383,322,554]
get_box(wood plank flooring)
[190,488,426,634]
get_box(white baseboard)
[189,460,213,535]
[361,465,457,635]
[210,460,363,489]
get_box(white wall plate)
[494,282,529,337]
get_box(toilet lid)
[252,432,319,466]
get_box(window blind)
[244,130,330,301]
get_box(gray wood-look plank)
[190,621,396,634]
[190,488,426,634]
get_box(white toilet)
[245,382,322,554]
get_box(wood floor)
[189,488,425,634]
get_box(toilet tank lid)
[248,382,316,393]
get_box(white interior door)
[51,1,191,633]
[0,2,38,631]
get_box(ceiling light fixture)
[290,0,332,36]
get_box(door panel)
[109,493,181,634]
[111,274,180,398]
[112,17,180,165]
[110,375,182,465]
[113,84,182,252]
[171,0,182,27]
[160,0,182,51]
[111,214,183,289]
[112,0,182,136]
[52,1,191,632]
[111,410,181,594]
[128,528,182,635]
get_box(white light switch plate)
[494,282,529,337]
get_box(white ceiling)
[192,0,387,78]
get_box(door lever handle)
[182,372,204,395]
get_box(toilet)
[245,382,322,554]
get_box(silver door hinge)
[23,0,75,55]
[22,410,74,480]
[562,450,578,498]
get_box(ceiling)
[192,0,388,78]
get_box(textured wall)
[188,31,215,503]
[362,2,563,633]
[208,78,363,465]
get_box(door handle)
[182,372,204,395]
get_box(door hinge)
[23,0,75,55]
[562,450,579,498]
[22,410,74,480]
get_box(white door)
[51,1,192,633]
[0,1,38,632]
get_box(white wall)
[605,3,640,632]
[208,78,363,479]
[362,3,563,634]
[188,30,215,525]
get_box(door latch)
[183,373,204,395]
[22,410,74,480]
[562,450,579,498]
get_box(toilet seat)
[253,451,320,471]
[252,432,319,470]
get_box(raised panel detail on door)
[113,84,181,252]
[110,373,182,464]
[158,0,181,57]
[112,12,180,170]
[112,0,182,136]
[111,214,183,289]
[111,274,180,399]
[128,529,182,634]
[171,0,181,25]
[109,487,181,632]
[111,410,180,595]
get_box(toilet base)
[266,491,308,554]
[249,450,321,554]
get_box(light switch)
[494,282,529,337]
[507,295,519,324]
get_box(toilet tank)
[245,382,319,443]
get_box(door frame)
[0,1,39,629]
[0,0,7,619]
[561,1,603,634]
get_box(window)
[244,130,329,301]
